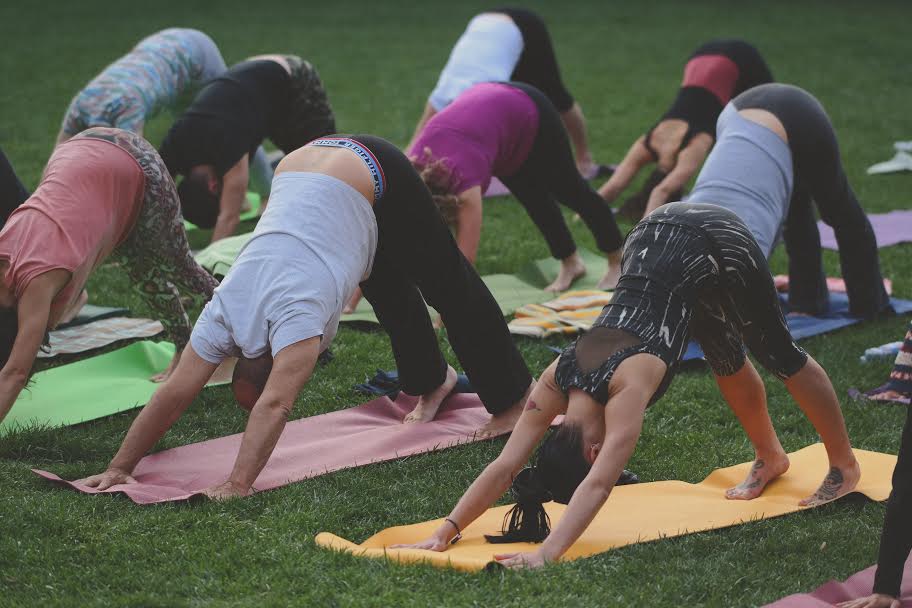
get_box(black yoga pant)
[734,83,890,319]
[495,7,575,113]
[0,147,29,228]
[351,135,532,414]
[500,82,623,259]
[873,402,912,597]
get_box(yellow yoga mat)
[316,444,896,572]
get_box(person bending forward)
[79,135,533,500]
[0,128,218,425]
[398,202,859,568]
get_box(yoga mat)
[818,210,912,250]
[2,341,231,434]
[764,561,912,607]
[38,317,163,359]
[315,444,896,572]
[183,192,261,232]
[57,304,130,329]
[34,393,515,505]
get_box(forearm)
[873,406,912,596]
[225,400,291,491]
[434,462,516,541]
[210,214,240,242]
[0,373,28,425]
[108,389,195,472]
[539,429,639,560]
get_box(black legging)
[495,7,575,113]
[0,147,29,228]
[873,403,912,597]
[351,135,532,414]
[733,83,891,319]
[500,82,623,259]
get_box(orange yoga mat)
[316,444,896,572]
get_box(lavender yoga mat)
[34,393,505,505]
[818,210,912,250]
[763,560,912,607]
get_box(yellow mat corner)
[315,444,896,572]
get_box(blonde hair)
[411,147,461,226]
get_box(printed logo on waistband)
[308,138,386,202]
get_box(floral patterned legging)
[77,127,218,350]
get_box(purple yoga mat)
[818,210,912,250]
[34,393,509,504]
[764,560,912,607]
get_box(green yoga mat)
[1,341,232,434]
[183,192,262,232]
[195,234,609,323]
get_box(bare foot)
[800,459,861,507]
[726,453,791,500]
[343,287,363,314]
[545,253,586,292]
[476,399,524,439]
[403,365,458,424]
[59,288,89,325]
[596,264,621,291]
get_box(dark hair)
[177,172,220,229]
[485,424,591,544]
[411,149,461,225]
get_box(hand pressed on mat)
[837,594,901,608]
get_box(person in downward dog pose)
[79,135,534,500]
[56,28,227,144]
[598,39,773,220]
[411,8,604,178]
[397,203,860,568]
[0,128,218,426]
[0,147,29,228]
[685,83,891,319]
[159,55,335,242]
[408,81,623,296]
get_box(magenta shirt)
[409,82,539,194]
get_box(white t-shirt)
[428,14,524,111]
[191,172,378,362]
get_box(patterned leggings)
[77,128,218,349]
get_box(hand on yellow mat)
[837,594,901,608]
[493,551,549,570]
[203,481,252,501]
[390,536,450,552]
[78,468,137,490]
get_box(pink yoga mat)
[818,210,912,251]
[764,560,912,607]
[34,393,506,505]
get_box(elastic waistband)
[308,137,386,202]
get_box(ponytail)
[485,467,553,543]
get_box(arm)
[210,154,250,243]
[643,135,713,216]
[394,362,565,550]
[597,137,653,203]
[78,346,218,488]
[454,186,483,265]
[407,103,438,151]
[209,336,321,498]
[0,271,67,425]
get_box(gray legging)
[733,83,891,319]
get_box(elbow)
[0,366,30,391]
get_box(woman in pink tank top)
[598,39,773,221]
[0,128,218,427]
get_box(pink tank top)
[409,82,539,194]
[0,138,145,321]
[681,54,740,105]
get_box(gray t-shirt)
[687,103,794,257]
[191,172,378,362]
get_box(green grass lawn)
[2,0,912,605]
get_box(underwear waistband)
[308,137,386,202]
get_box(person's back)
[687,103,793,257]
[410,82,538,193]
